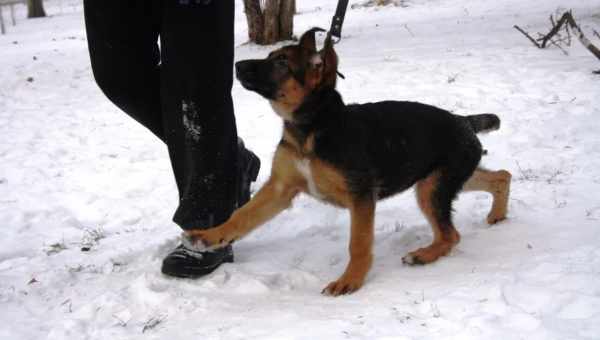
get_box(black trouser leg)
[83,0,164,141]
[84,0,238,230]
[161,0,238,229]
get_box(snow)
[1,0,600,339]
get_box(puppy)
[187,28,512,296]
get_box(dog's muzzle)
[235,60,275,98]
[235,60,259,82]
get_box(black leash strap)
[329,0,350,43]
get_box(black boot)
[235,139,261,208]
[161,243,234,278]
[161,143,260,278]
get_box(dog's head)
[235,28,339,121]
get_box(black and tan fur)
[188,28,512,296]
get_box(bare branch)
[516,10,600,65]
[514,25,541,48]
[549,38,569,55]
[564,11,600,60]
[540,12,569,48]
[536,32,546,42]
[403,24,414,37]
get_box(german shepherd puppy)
[187,28,512,296]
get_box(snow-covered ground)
[1,0,600,339]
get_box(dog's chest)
[294,158,323,199]
[291,154,351,207]
[282,129,351,206]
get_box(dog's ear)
[299,27,326,54]
[304,33,338,90]
[319,34,339,88]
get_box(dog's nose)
[235,60,257,80]
[235,61,249,78]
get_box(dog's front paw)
[322,276,364,296]
[486,211,507,225]
[402,251,436,265]
[183,228,231,251]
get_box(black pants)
[84,0,238,230]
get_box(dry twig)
[514,10,600,67]
[549,38,569,55]
[513,25,540,47]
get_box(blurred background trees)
[27,0,45,18]
[243,0,295,45]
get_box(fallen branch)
[563,11,600,60]
[564,23,572,46]
[513,25,540,47]
[549,38,569,55]
[538,13,570,48]
[594,29,600,73]
[514,10,600,68]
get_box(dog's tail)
[465,113,500,134]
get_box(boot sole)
[161,252,234,279]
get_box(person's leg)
[160,0,262,278]
[85,0,260,277]
[159,0,239,230]
[83,0,165,141]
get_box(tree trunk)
[243,0,264,44]
[262,0,280,45]
[27,0,46,18]
[243,0,295,45]
[0,6,5,35]
[279,0,295,40]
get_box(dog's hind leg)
[403,128,483,265]
[463,168,512,224]
[323,198,375,296]
[403,171,462,265]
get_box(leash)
[327,0,350,79]
[329,0,350,44]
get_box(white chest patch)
[295,158,322,198]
